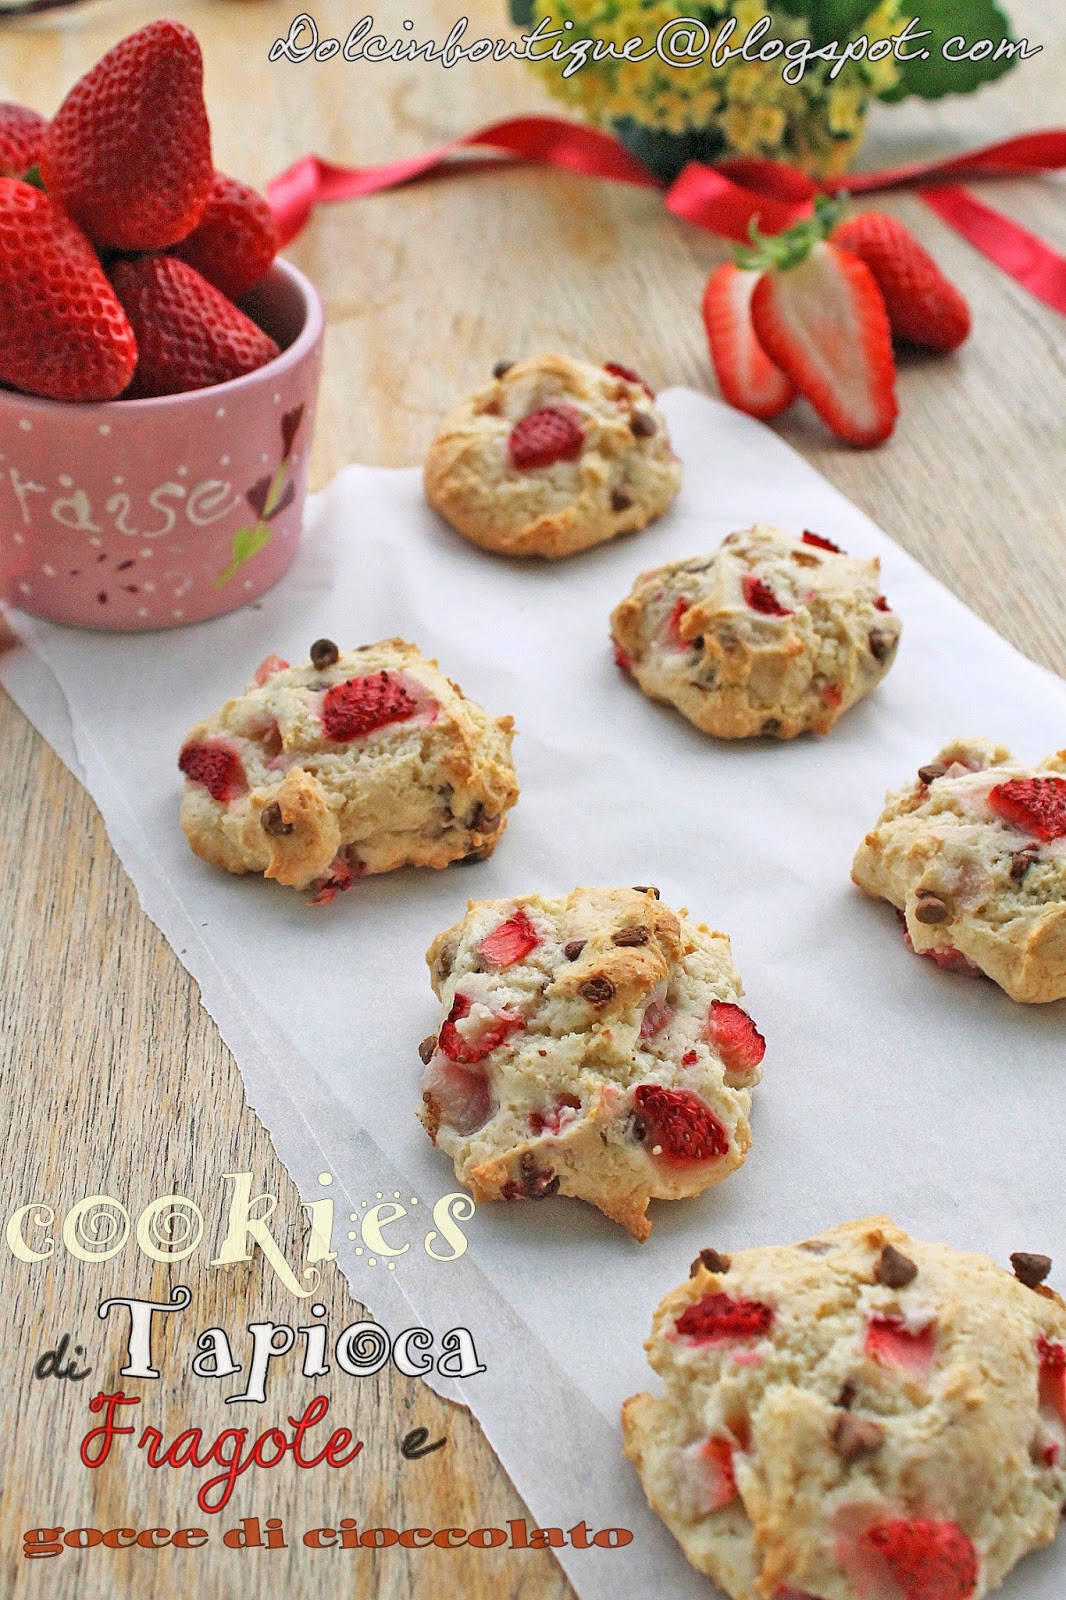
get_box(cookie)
[423,354,682,559]
[623,1216,1066,1600]
[178,638,519,902]
[418,885,765,1240]
[852,738,1066,1004]
[610,525,900,739]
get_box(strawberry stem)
[733,193,846,273]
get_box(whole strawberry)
[40,20,213,251]
[109,255,279,398]
[0,103,47,178]
[170,171,279,302]
[0,179,137,402]
[834,211,971,353]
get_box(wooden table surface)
[1,2,1063,1595]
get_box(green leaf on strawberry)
[881,0,1019,100]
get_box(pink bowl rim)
[0,257,324,419]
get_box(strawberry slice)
[478,910,540,969]
[508,406,585,470]
[858,1519,979,1600]
[801,530,844,553]
[0,103,47,179]
[633,1085,729,1164]
[742,575,793,617]
[988,776,1066,843]
[703,263,796,421]
[834,211,971,354]
[437,992,524,1066]
[674,1292,774,1344]
[171,171,280,303]
[320,671,420,742]
[178,740,247,804]
[865,1313,935,1378]
[705,1001,766,1084]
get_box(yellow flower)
[827,83,864,135]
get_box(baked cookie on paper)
[610,524,900,739]
[623,1216,1066,1600]
[418,885,765,1241]
[178,638,518,903]
[423,353,682,559]
[852,737,1066,1004]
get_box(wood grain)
[0,2,1063,1595]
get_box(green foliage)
[886,0,1019,98]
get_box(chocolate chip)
[611,488,633,512]
[1011,1251,1052,1289]
[310,637,340,669]
[435,940,458,979]
[914,892,949,925]
[581,976,615,1004]
[466,803,501,833]
[492,359,514,379]
[1010,846,1040,881]
[563,939,587,961]
[761,717,782,736]
[632,886,660,898]
[831,1413,885,1464]
[612,926,649,947]
[918,762,948,785]
[502,1152,559,1200]
[869,629,894,663]
[876,1244,918,1289]
[836,1380,857,1410]
[418,1035,437,1065]
[260,801,293,837]
[629,411,657,438]
[455,845,492,864]
[689,1248,731,1277]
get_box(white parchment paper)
[4,390,1066,1600]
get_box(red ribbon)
[267,117,1066,314]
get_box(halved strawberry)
[633,1085,729,1163]
[705,1001,766,1084]
[320,671,419,742]
[703,262,796,421]
[178,740,247,804]
[865,1313,936,1378]
[0,103,47,178]
[834,211,971,354]
[478,910,540,969]
[742,575,793,617]
[508,406,584,470]
[437,992,524,1066]
[674,1291,774,1344]
[988,776,1066,843]
[858,1519,979,1600]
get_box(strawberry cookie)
[623,1216,1066,1600]
[418,886,765,1240]
[178,639,518,902]
[852,738,1066,1003]
[610,524,900,739]
[423,354,682,559]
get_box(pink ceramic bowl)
[0,259,324,632]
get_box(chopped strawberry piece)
[309,852,356,906]
[821,683,843,708]
[613,640,634,674]
[873,595,892,611]
[865,1313,935,1378]
[640,999,673,1039]
[421,1052,493,1136]
[1038,1335,1066,1427]
[702,262,796,421]
[988,776,1066,843]
[321,671,419,742]
[478,910,540,970]
[801,530,844,553]
[438,992,524,1066]
[698,1438,739,1510]
[705,1001,766,1085]
[681,1049,698,1067]
[528,1094,581,1136]
[675,1292,774,1344]
[178,740,247,804]
[253,653,290,685]
[858,1519,979,1600]
[508,406,585,470]
[742,574,793,617]
[604,360,654,398]
[633,1085,729,1164]
[665,597,691,649]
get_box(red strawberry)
[801,530,843,553]
[640,998,673,1039]
[696,1438,738,1510]
[178,740,246,804]
[1038,1335,1066,1427]
[109,255,278,397]
[252,654,290,685]
[613,641,634,674]
[0,180,137,402]
[320,670,419,742]
[703,262,796,420]
[674,1292,774,1344]
[508,406,584,470]
[633,1085,729,1163]
[665,597,692,649]
[742,574,793,617]
[988,776,1066,843]
[309,851,358,906]
[873,595,892,612]
[478,910,540,969]
[40,20,213,251]
[603,359,654,398]
[171,171,280,303]
[834,211,971,354]
[865,1313,936,1378]
[528,1093,581,1135]
[437,992,524,1066]
[705,1001,766,1085]
[422,1052,493,1135]
[859,1519,979,1600]
[0,103,47,178]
